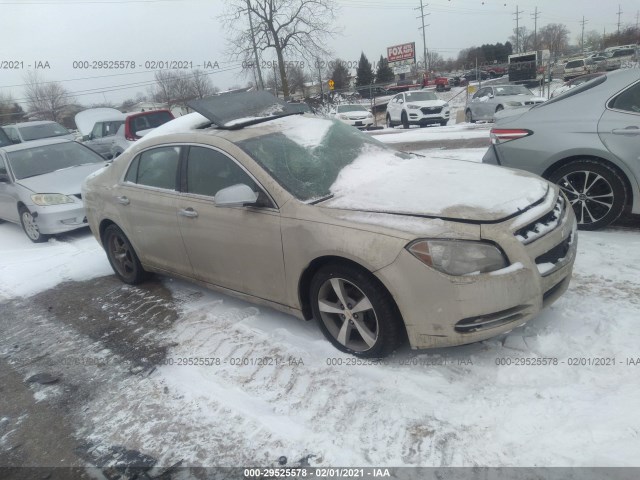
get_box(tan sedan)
[83,110,577,358]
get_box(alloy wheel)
[108,232,136,277]
[559,170,614,225]
[317,277,379,353]
[21,210,41,241]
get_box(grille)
[536,233,572,265]
[421,106,443,114]
[515,195,565,244]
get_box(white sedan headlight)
[339,114,349,120]
[406,104,421,109]
[367,113,373,118]
[407,239,508,276]
[31,194,76,206]
[505,101,522,107]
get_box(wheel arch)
[297,255,401,323]
[542,154,635,208]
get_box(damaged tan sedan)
[83,92,577,358]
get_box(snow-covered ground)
[1,138,639,469]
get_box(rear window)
[565,60,584,68]
[18,122,70,141]
[128,111,174,137]
[0,127,11,147]
[612,49,635,58]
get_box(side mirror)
[214,184,259,208]
[0,173,10,183]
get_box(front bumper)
[408,109,450,125]
[339,117,374,129]
[375,189,577,349]
[29,201,89,235]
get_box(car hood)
[497,94,546,104]
[17,163,108,195]
[323,149,549,222]
[75,108,126,136]
[339,112,370,119]
[405,100,446,107]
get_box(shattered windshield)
[238,117,409,202]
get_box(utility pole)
[617,4,623,36]
[580,16,588,54]
[415,1,430,72]
[246,0,264,90]
[513,5,523,53]
[531,7,540,51]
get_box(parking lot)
[2,126,640,478]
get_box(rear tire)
[310,263,405,358]
[548,159,627,230]
[103,224,149,284]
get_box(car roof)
[0,137,72,153]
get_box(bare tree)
[190,69,219,99]
[0,93,26,125]
[22,71,75,122]
[222,0,339,98]
[539,23,570,60]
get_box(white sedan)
[333,104,374,129]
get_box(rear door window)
[608,82,640,113]
[131,146,181,190]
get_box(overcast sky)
[1,0,638,107]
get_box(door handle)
[116,196,130,205]
[612,126,640,135]
[178,207,198,218]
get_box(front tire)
[440,120,448,126]
[465,109,475,123]
[548,159,628,230]
[103,224,149,284]
[19,206,47,243]
[401,112,409,129]
[310,263,404,358]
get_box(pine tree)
[330,60,350,90]
[355,52,375,87]
[375,55,395,84]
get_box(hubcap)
[317,277,378,352]
[109,234,135,277]
[558,170,614,225]
[22,211,40,240]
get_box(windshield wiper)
[221,112,303,130]
[308,194,334,205]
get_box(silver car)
[465,85,546,123]
[0,138,107,242]
[483,68,640,230]
[83,92,576,358]
[2,121,76,144]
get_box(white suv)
[385,90,450,128]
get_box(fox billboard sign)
[387,42,416,63]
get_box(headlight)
[339,114,349,120]
[407,104,421,109]
[407,239,508,276]
[442,103,449,108]
[31,193,75,206]
[367,113,373,118]
[505,101,522,107]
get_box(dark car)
[463,70,489,81]
[356,86,394,99]
[0,127,11,147]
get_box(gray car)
[1,121,76,144]
[483,68,640,230]
[0,138,108,242]
[465,85,546,123]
